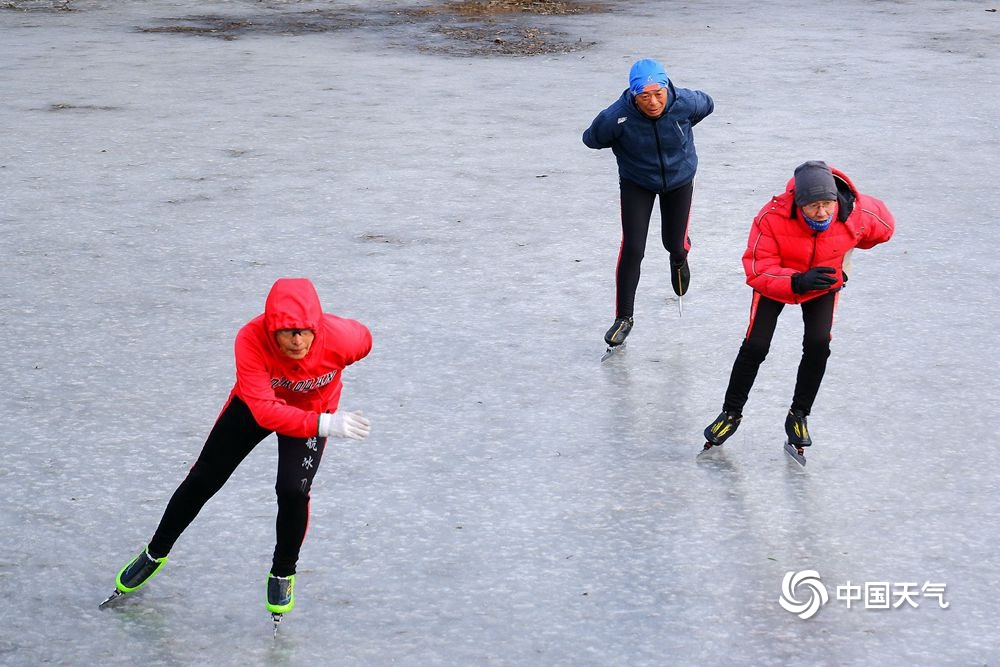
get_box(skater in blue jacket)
[584,58,714,348]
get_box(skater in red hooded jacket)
[703,161,894,454]
[104,278,372,621]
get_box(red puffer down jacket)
[742,167,895,304]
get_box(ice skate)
[100,547,168,608]
[784,409,812,447]
[671,259,690,297]
[783,440,807,466]
[602,316,633,361]
[672,260,690,316]
[702,410,742,452]
[267,573,295,636]
[784,408,811,465]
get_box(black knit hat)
[793,161,838,206]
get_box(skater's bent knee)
[739,339,770,363]
[801,339,831,357]
[275,485,311,501]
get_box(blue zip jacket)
[583,83,714,193]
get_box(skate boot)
[703,410,742,448]
[266,573,295,615]
[785,408,812,447]
[115,547,168,593]
[671,259,690,297]
[604,316,634,347]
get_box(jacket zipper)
[651,118,668,191]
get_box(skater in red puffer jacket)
[104,278,372,624]
[703,161,894,453]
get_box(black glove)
[791,266,837,294]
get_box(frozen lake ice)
[2,0,998,664]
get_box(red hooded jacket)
[228,278,372,438]
[743,167,895,304]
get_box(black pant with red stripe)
[146,396,326,577]
[722,290,837,416]
[614,179,694,317]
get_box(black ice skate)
[702,410,742,452]
[784,408,811,465]
[604,316,633,346]
[785,409,812,447]
[100,547,168,608]
[671,259,690,297]
[602,316,633,361]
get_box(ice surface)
[2,1,998,665]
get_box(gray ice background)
[2,0,999,665]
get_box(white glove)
[318,410,371,440]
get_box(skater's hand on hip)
[319,410,371,440]
[791,266,837,293]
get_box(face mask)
[802,210,833,232]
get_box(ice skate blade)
[601,342,626,362]
[99,590,125,609]
[697,441,721,457]
[783,440,807,467]
[272,613,283,638]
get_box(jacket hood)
[264,278,323,334]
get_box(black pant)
[147,396,326,577]
[722,291,837,416]
[614,179,694,317]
